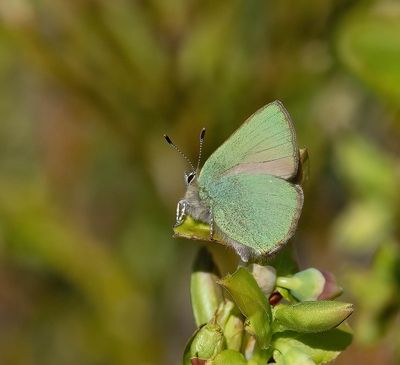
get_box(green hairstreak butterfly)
[164,101,304,262]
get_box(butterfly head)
[164,128,206,187]
[164,128,207,227]
[184,171,196,185]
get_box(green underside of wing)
[206,174,303,256]
[199,101,298,187]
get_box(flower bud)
[249,264,277,296]
[191,248,224,327]
[183,323,224,364]
[276,268,342,301]
[273,301,354,333]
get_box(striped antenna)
[164,134,196,172]
[196,128,206,171]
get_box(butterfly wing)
[204,173,303,260]
[198,100,299,188]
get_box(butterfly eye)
[186,172,196,184]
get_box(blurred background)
[0,1,399,364]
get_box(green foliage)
[273,323,353,365]
[276,268,342,301]
[219,267,272,349]
[185,248,353,364]
[273,302,353,333]
[276,269,325,301]
[337,1,400,105]
[347,241,400,343]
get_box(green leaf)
[191,248,224,327]
[337,2,400,105]
[245,311,272,349]
[273,301,354,333]
[276,286,296,303]
[273,323,353,364]
[219,268,270,317]
[247,343,273,365]
[274,348,315,365]
[219,267,272,348]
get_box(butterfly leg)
[175,200,188,226]
[209,208,214,241]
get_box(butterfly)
[164,101,304,262]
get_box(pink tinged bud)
[318,271,343,300]
[276,268,342,302]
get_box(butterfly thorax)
[175,178,212,227]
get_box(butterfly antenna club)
[196,128,206,171]
[164,134,196,171]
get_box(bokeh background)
[0,1,399,364]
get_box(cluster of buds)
[275,268,343,302]
[184,248,353,365]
